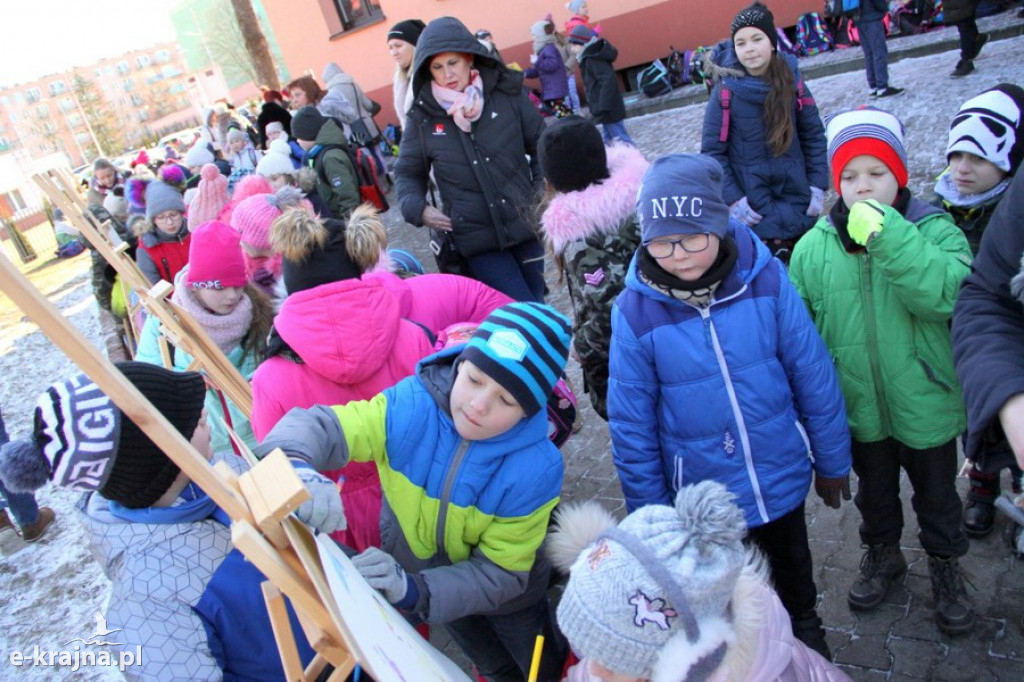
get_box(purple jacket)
[524,43,570,101]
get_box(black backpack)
[637,59,673,98]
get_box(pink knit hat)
[232,193,280,251]
[186,221,247,289]
[188,165,229,227]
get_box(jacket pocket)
[915,350,953,393]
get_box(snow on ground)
[0,29,1021,681]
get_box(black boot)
[791,611,831,660]
[848,544,907,610]
[928,555,975,636]
[963,466,999,538]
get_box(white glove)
[729,197,763,226]
[530,54,538,64]
[806,187,825,217]
[352,547,410,603]
[293,465,347,534]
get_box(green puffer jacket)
[789,196,972,449]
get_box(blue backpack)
[825,0,861,17]
[796,13,834,56]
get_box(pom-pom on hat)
[188,164,230,227]
[257,139,297,178]
[186,220,247,290]
[184,140,216,168]
[568,24,594,45]
[0,363,206,509]
[556,481,748,681]
[458,302,571,418]
[145,180,187,222]
[388,19,427,46]
[947,83,1024,175]
[636,154,731,242]
[159,163,187,191]
[539,116,610,193]
[826,107,909,190]
[731,2,778,50]
[292,106,327,142]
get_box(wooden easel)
[0,247,359,680]
[32,171,253,420]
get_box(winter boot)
[791,611,831,660]
[0,509,13,533]
[19,507,55,543]
[952,60,976,77]
[848,544,907,610]
[928,555,975,636]
[963,466,999,537]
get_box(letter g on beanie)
[0,362,207,509]
[458,302,571,418]
[637,154,730,243]
[556,481,748,680]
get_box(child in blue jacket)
[607,153,851,660]
[256,302,572,682]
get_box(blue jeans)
[465,239,546,303]
[601,120,635,146]
[857,18,889,91]
[0,408,39,527]
[443,596,567,682]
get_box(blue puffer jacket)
[608,222,850,528]
[700,44,829,242]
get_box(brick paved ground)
[381,15,1024,677]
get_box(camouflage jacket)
[542,143,648,419]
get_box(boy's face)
[449,360,526,441]
[733,27,773,77]
[839,155,899,208]
[948,151,1007,196]
[648,232,720,282]
[229,137,247,154]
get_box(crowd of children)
[6,3,1024,681]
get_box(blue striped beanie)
[459,302,571,417]
[825,107,908,190]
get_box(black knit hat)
[539,116,610,193]
[388,19,427,46]
[282,218,364,294]
[291,106,326,142]
[0,362,206,509]
[731,2,778,51]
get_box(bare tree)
[228,0,281,91]
[70,76,124,157]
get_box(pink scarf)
[172,282,254,356]
[431,70,485,133]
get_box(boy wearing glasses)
[607,154,851,659]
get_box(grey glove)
[729,196,763,226]
[293,465,347,534]
[806,187,825,217]
[352,547,410,603]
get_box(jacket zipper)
[860,255,892,436]
[435,438,471,563]
[699,293,770,524]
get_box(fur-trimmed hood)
[541,143,649,255]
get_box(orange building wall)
[262,0,821,126]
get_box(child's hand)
[814,473,851,509]
[806,187,825,217]
[847,199,886,246]
[729,197,763,226]
[352,548,412,604]
[293,465,347,533]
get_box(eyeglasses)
[153,212,182,224]
[645,233,711,259]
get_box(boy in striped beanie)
[257,302,572,680]
[790,108,976,637]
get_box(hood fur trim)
[542,143,649,254]
[546,500,618,573]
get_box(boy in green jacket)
[291,105,360,220]
[789,109,974,637]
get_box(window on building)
[25,88,41,104]
[75,132,90,144]
[105,65,115,76]
[94,68,103,78]
[138,109,150,122]
[48,81,66,96]
[35,104,49,119]
[8,189,26,211]
[59,97,75,113]
[116,61,130,75]
[0,137,11,152]
[136,55,151,69]
[130,93,144,107]
[67,113,82,127]
[317,0,383,38]
[123,78,135,92]
[154,49,171,63]
[43,121,57,134]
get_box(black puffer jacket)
[395,16,545,258]
[577,38,626,124]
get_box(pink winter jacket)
[564,579,850,682]
[250,272,511,550]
